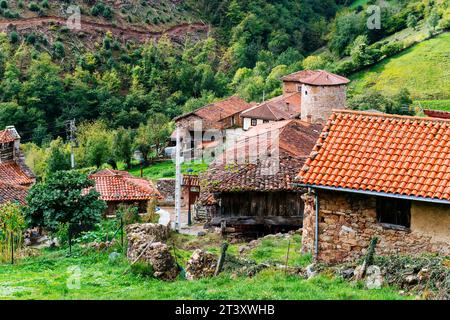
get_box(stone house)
[88,169,162,217]
[296,110,450,264]
[198,119,322,235]
[172,96,254,158]
[241,70,349,130]
[0,126,35,205]
[281,70,349,124]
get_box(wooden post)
[214,242,229,276]
[10,232,14,265]
[284,239,291,276]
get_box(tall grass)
[0,202,25,263]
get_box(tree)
[113,127,133,169]
[427,10,440,32]
[76,121,113,168]
[25,171,106,234]
[135,113,172,164]
[46,138,72,176]
[407,14,418,31]
[350,35,373,67]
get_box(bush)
[41,0,49,9]
[381,42,404,57]
[26,33,37,45]
[0,1,7,9]
[28,2,40,12]
[116,204,140,225]
[333,60,355,76]
[9,31,19,44]
[52,41,65,58]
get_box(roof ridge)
[333,109,450,122]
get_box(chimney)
[5,126,20,141]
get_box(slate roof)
[281,70,350,86]
[298,110,450,202]
[0,161,35,186]
[0,182,28,205]
[89,169,161,201]
[240,92,301,121]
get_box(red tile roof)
[424,109,450,120]
[298,110,450,202]
[0,182,28,205]
[174,96,252,125]
[0,129,15,144]
[89,169,161,201]
[282,70,350,86]
[198,120,321,203]
[0,161,35,186]
[241,93,301,121]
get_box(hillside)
[349,32,450,100]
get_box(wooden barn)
[197,119,322,236]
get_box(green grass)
[349,32,450,100]
[0,245,407,300]
[126,160,209,181]
[413,100,450,112]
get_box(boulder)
[365,265,384,289]
[185,249,218,280]
[306,264,317,279]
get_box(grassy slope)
[125,160,209,181]
[0,235,406,300]
[349,32,450,100]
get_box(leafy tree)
[77,121,113,168]
[407,14,418,30]
[25,171,106,233]
[46,138,72,176]
[113,127,133,169]
[427,10,440,32]
[135,113,172,164]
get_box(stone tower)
[281,70,350,123]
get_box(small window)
[231,116,236,126]
[263,120,269,123]
[251,119,257,126]
[305,90,308,95]
[376,197,411,228]
[297,85,302,92]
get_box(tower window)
[305,90,308,95]
[251,119,257,126]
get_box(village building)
[197,119,322,235]
[172,96,254,158]
[296,110,450,264]
[241,70,349,130]
[423,109,450,120]
[88,169,161,216]
[0,126,35,205]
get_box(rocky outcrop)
[137,242,179,280]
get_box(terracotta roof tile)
[0,182,28,205]
[298,110,450,202]
[424,109,450,120]
[281,70,350,86]
[89,169,161,201]
[241,93,301,121]
[0,130,15,144]
[198,120,321,204]
[174,96,252,125]
[0,161,35,186]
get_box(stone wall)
[156,178,176,206]
[300,84,347,124]
[301,190,450,264]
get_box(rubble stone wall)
[300,84,347,124]
[301,190,450,264]
[157,178,176,206]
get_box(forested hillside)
[0,0,448,147]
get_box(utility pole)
[66,119,77,169]
[174,126,182,231]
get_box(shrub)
[381,42,403,57]
[162,169,173,177]
[41,0,49,9]
[52,41,65,58]
[9,31,19,44]
[26,33,37,45]
[0,1,7,9]
[333,60,355,76]
[28,2,40,12]
[116,204,140,225]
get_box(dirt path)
[0,16,208,40]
